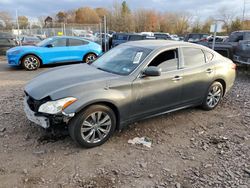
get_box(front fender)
[20,51,43,63]
[63,88,131,123]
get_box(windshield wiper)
[96,67,106,72]
[96,67,118,75]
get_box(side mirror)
[46,44,54,48]
[143,66,161,77]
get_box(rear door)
[67,38,89,61]
[180,47,215,104]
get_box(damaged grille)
[24,91,50,112]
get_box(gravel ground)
[0,56,249,188]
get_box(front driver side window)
[51,38,67,47]
[148,49,178,72]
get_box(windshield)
[92,45,152,75]
[36,37,53,47]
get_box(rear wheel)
[22,55,41,71]
[83,53,97,64]
[69,105,116,148]
[202,81,223,110]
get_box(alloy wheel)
[206,85,222,108]
[24,56,39,70]
[80,111,112,143]
[85,54,96,64]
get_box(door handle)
[206,68,213,74]
[172,76,183,81]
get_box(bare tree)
[18,16,29,29]
[75,7,100,24]
[174,12,192,34]
[217,7,236,34]
[201,17,214,33]
[0,11,13,29]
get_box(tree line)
[0,1,249,35]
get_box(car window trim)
[202,49,214,63]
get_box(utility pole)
[16,9,21,46]
[212,22,218,50]
[99,23,102,50]
[242,0,246,28]
[104,15,107,52]
[63,22,66,36]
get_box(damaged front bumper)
[24,97,74,129]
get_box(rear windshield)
[113,34,128,40]
[128,35,144,41]
[187,34,208,41]
[154,34,169,37]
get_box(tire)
[22,55,41,71]
[201,81,224,111]
[69,105,116,148]
[83,53,97,64]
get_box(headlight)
[38,97,77,114]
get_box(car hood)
[7,45,40,53]
[25,64,120,100]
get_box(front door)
[42,38,68,63]
[131,48,183,119]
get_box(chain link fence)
[2,22,101,38]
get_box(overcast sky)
[0,0,247,20]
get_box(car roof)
[123,40,208,50]
[231,30,250,34]
[50,36,92,43]
[51,36,88,40]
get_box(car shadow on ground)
[34,106,199,149]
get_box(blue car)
[6,36,102,70]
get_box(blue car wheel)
[83,53,97,64]
[22,55,41,71]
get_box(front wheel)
[83,53,97,64]
[69,105,116,148]
[201,81,223,110]
[22,55,41,71]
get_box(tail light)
[231,63,236,70]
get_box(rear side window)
[182,47,206,68]
[68,39,88,46]
[203,50,214,62]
